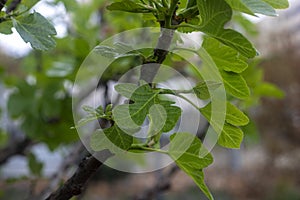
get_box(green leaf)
[225,0,254,15]
[40,83,62,118]
[183,168,214,200]
[196,0,256,58]
[90,130,110,152]
[177,17,201,33]
[254,82,285,98]
[225,0,277,16]
[159,101,181,132]
[262,0,289,9]
[226,102,249,126]
[7,82,37,118]
[104,125,134,150]
[218,123,243,148]
[83,105,104,115]
[74,105,106,129]
[196,0,231,33]
[22,0,40,9]
[200,103,245,148]
[178,4,199,20]
[12,12,57,50]
[112,104,142,132]
[105,104,113,114]
[46,61,74,77]
[14,4,28,13]
[169,133,213,169]
[90,127,133,153]
[242,0,276,16]
[213,29,257,59]
[200,102,249,127]
[104,125,133,150]
[115,83,138,99]
[107,0,153,13]
[147,104,167,137]
[94,45,141,59]
[126,84,160,125]
[113,42,137,53]
[169,133,214,200]
[113,84,181,133]
[193,81,222,100]
[0,21,13,34]
[233,13,258,36]
[187,0,197,8]
[202,37,248,73]
[220,70,250,99]
[28,152,43,176]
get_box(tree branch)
[140,29,174,83]
[36,142,87,199]
[140,1,182,84]
[45,7,183,200]
[45,150,113,200]
[140,28,175,83]
[0,137,32,165]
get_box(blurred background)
[0,0,299,199]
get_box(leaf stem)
[0,12,18,23]
[165,0,179,28]
[158,88,193,95]
[178,5,198,19]
[171,47,204,79]
[176,93,200,110]
[171,23,201,30]
[142,5,158,12]
[129,144,168,154]
[169,0,179,15]
[172,89,193,94]
[161,0,169,8]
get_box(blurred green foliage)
[0,1,289,199]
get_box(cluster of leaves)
[7,79,77,150]
[0,0,57,50]
[2,0,113,148]
[0,1,118,184]
[83,0,289,199]
[0,2,105,183]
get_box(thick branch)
[37,142,87,199]
[140,28,175,83]
[45,150,113,200]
